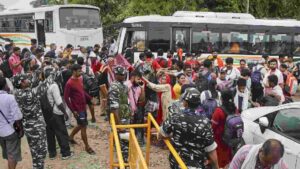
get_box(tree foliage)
[48,0,300,35]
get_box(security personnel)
[13,72,55,169]
[160,88,219,169]
[108,65,131,161]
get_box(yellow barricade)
[129,129,148,169]
[109,113,188,169]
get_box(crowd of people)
[0,38,299,169]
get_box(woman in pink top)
[8,47,23,75]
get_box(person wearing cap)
[159,87,219,169]
[108,65,131,161]
[64,64,95,155]
[13,70,56,169]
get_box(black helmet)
[113,65,127,76]
[181,87,201,104]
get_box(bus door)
[122,27,146,63]
[172,27,190,53]
[35,12,46,47]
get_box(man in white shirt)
[44,68,73,160]
[109,39,115,56]
[264,74,285,104]
[222,57,240,90]
[263,58,284,88]
[0,76,23,169]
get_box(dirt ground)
[1,93,300,169]
[0,106,169,169]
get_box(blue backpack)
[222,107,244,148]
[202,91,218,120]
[251,67,263,84]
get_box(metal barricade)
[109,113,188,169]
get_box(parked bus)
[115,11,300,63]
[0,4,103,50]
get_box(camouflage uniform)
[161,88,217,169]
[13,73,54,169]
[108,81,131,124]
[108,66,131,162]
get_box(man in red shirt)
[64,64,95,155]
[8,47,24,75]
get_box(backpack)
[196,71,211,93]
[251,66,263,84]
[222,107,244,148]
[82,59,100,97]
[202,91,218,120]
[40,90,54,124]
[82,73,99,97]
[284,73,298,96]
[0,60,13,78]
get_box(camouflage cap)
[181,87,201,104]
[113,65,127,76]
[13,74,28,89]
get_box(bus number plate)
[80,36,89,41]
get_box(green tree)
[46,0,300,36]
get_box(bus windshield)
[59,7,101,29]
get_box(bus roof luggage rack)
[173,11,255,20]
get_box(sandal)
[86,147,96,155]
[69,138,78,145]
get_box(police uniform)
[108,66,131,162]
[160,88,217,169]
[13,73,54,169]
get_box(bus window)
[60,8,101,29]
[270,34,292,55]
[221,32,248,54]
[28,20,35,32]
[45,11,53,32]
[192,31,220,53]
[14,17,22,32]
[293,35,300,56]
[149,28,170,52]
[0,14,34,33]
[172,28,190,52]
[123,30,146,52]
[249,33,270,54]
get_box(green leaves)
[47,0,300,35]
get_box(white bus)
[115,11,300,64]
[0,4,103,50]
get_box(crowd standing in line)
[0,38,299,169]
